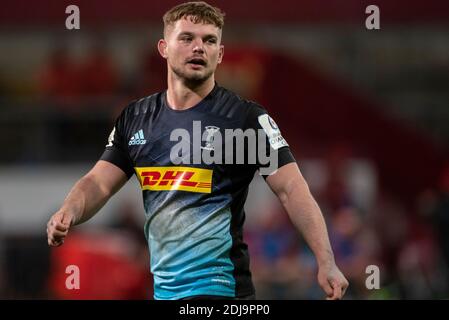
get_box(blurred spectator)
[48,230,151,299]
[323,143,355,213]
[423,163,449,298]
[2,235,51,299]
[46,200,151,300]
[79,42,119,98]
[396,228,442,299]
[433,164,449,269]
[215,47,266,101]
[134,47,166,97]
[110,200,149,266]
[36,45,81,105]
[329,206,381,299]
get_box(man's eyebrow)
[203,34,218,40]
[177,31,194,37]
[177,32,218,39]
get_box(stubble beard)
[172,63,215,86]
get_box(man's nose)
[192,39,204,53]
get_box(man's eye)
[207,39,217,44]
[181,37,192,42]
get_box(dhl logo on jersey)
[134,167,213,193]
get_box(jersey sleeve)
[244,103,297,178]
[99,108,135,179]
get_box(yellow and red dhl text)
[135,167,212,193]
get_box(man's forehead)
[168,17,221,37]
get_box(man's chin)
[184,71,213,83]
[173,66,214,84]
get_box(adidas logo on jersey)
[129,129,147,146]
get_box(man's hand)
[266,163,349,299]
[45,160,129,247]
[47,211,75,247]
[318,262,349,300]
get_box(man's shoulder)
[212,85,266,119]
[120,91,164,118]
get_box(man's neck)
[166,74,215,111]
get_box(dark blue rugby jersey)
[100,84,296,300]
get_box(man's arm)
[266,162,349,299]
[46,160,128,247]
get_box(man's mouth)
[187,58,207,66]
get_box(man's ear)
[217,45,224,64]
[157,39,168,59]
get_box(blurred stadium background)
[1,0,449,299]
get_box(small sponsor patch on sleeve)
[106,127,115,147]
[257,114,289,150]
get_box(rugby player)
[47,1,348,300]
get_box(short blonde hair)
[163,1,225,35]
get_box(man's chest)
[126,112,244,167]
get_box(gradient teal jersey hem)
[154,286,236,300]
